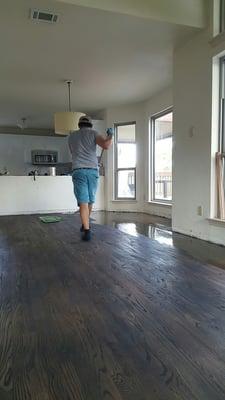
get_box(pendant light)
[54,80,84,135]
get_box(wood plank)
[0,214,225,399]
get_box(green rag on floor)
[39,216,62,223]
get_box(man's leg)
[88,203,93,217]
[72,170,91,239]
[79,203,93,233]
[87,170,99,219]
[79,203,89,230]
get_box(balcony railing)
[155,174,172,200]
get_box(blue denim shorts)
[72,168,99,204]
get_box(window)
[216,57,225,219]
[220,57,225,152]
[221,0,225,32]
[151,110,173,203]
[115,123,136,199]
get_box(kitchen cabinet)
[0,176,104,215]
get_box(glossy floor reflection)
[92,211,225,270]
[1,213,225,399]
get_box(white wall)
[105,89,173,219]
[105,102,145,213]
[173,18,225,246]
[0,134,70,175]
[173,30,212,240]
[104,2,225,246]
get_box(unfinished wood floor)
[0,214,225,400]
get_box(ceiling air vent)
[30,9,59,23]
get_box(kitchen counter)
[0,176,104,216]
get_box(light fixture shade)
[54,111,85,135]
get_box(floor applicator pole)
[98,128,114,166]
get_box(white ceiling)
[56,0,206,28]
[0,0,199,129]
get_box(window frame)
[114,121,136,200]
[220,56,225,152]
[150,107,173,204]
[220,0,225,33]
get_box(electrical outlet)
[197,205,203,216]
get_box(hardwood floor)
[0,213,225,399]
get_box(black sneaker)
[80,224,84,232]
[82,229,91,241]
[80,224,91,232]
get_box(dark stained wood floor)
[0,214,225,400]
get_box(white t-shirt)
[68,127,99,170]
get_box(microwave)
[31,150,58,165]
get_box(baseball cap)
[78,115,92,125]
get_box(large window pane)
[117,170,135,199]
[117,124,135,143]
[115,122,136,199]
[117,143,136,168]
[221,58,225,153]
[152,111,173,202]
[219,57,225,220]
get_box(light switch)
[189,126,195,138]
[197,205,203,216]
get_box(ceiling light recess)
[30,9,59,24]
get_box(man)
[68,115,112,241]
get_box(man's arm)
[96,128,114,150]
[96,135,112,150]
